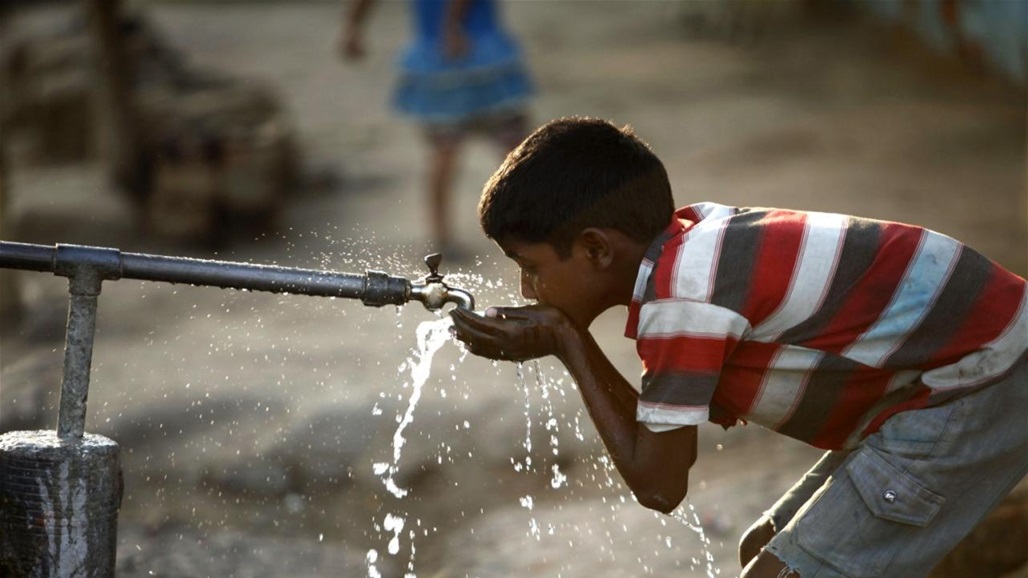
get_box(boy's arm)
[450,306,697,513]
[559,318,698,513]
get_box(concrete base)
[0,431,122,578]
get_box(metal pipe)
[51,245,119,441]
[0,241,54,272]
[0,241,419,306]
[57,293,99,440]
[118,251,414,306]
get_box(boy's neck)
[608,233,650,307]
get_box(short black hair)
[479,117,675,258]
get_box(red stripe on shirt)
[803,223,923,354]
[740,211,805,325]
[861,385,932,439]
[717,342,783,417]
[638,335,740,375]
[927,267,1026,368]
[812,371,893,449]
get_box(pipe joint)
[55,244,123,296]
[361,270,412,307]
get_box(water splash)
[363,311,721,577]
[533,361,567,490]
[371,317,453,498]
[384,513,405,555]
[513,362,533,473]
[365,549,381,578]
[669,501,719,577]
[510,360,573,542]
[367,317,453,578]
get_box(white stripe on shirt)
[632,259,654,302]
[752,212,848,341]
[637,400,709,427]
[745,346,823,429]
[672,219,728,302]
[638,299,751,340]
[844,231,962,368]
[691,202,736,221]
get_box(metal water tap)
[409,253,475,312]
[0,240,476,577]
[0,241,476,314]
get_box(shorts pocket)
[795,449,945,577]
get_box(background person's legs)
[425,135,461,254]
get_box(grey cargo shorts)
[762,356,1028,578]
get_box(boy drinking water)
[449,117,1027,577]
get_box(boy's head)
[479,117,674,258]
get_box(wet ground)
[2,2,1026,577]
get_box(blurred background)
[1,1,1025,576]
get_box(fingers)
[450,308,505,336]
[481,306,539,324]
[449,309,507,359]
[449,310,491,341]
[483,306,515,320]
[450,308,535,360]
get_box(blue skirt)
[392,32,534,125]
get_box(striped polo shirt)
[626,202,1027,450]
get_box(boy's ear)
[578,228,615,268]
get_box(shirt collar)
[625,215,690,339]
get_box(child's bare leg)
[739,515,776,567]
[427,137,460,251]
[741,550,799,577]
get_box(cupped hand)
[449,305,574,362]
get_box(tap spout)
[409,282,475,312]
[444,286,475,311]
[406,252,475,312]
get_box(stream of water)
[367,317,454,578]
[365,316,718,577]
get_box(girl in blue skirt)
[343,0,534,256]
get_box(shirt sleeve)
[635,299,750,428]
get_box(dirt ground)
[1,2,1026,577]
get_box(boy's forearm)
[556,324,696,513]
[557,326,639,456]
